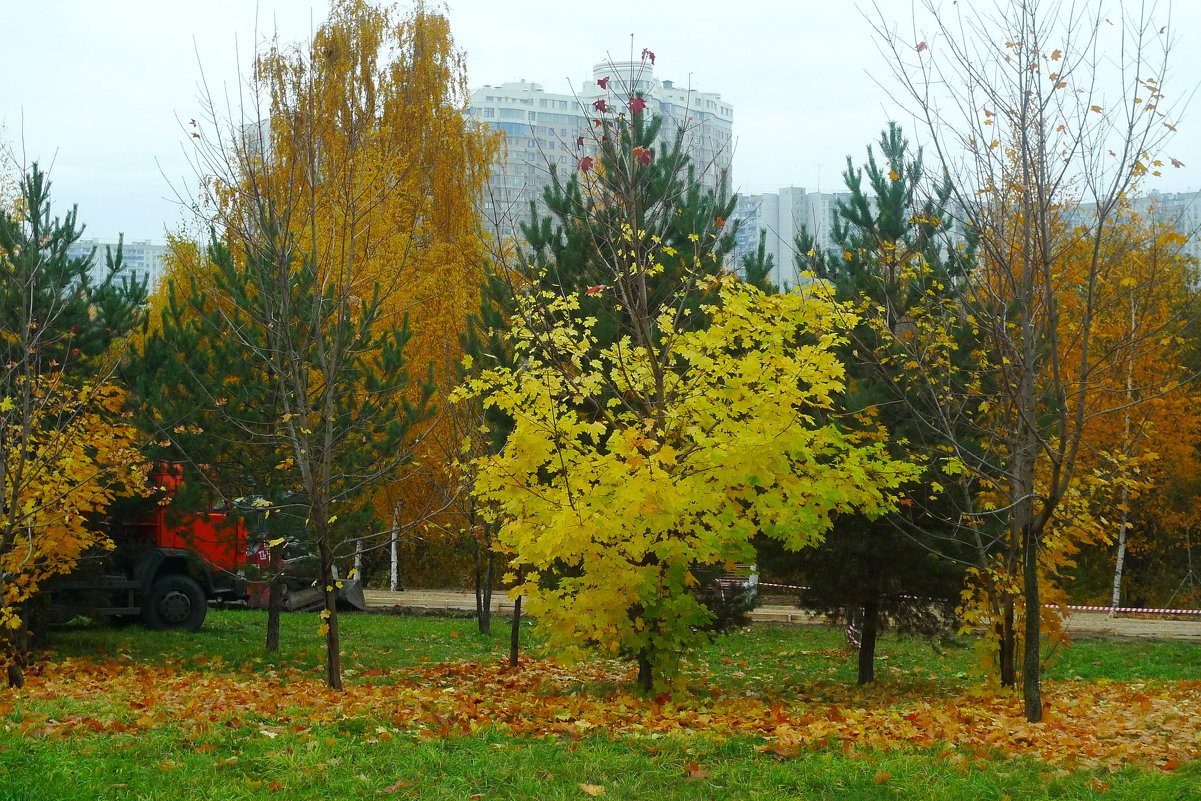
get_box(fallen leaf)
[580,784,605,796]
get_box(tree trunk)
[318,536,343,690]
[857,599,880,685]
[266,574,282,653]
[508,594,522,668]
[475,545,494,635]
[389,506,401,592]
[636,651,654,694]
[999,598,1016,687]
[1022,523,1042,722]
[1111,497,1130,611]
[1111,355,1136,611]
[6,663,23,689]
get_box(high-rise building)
[467,59,733,242]
[1126,189,1201,264]
[733,188,852,290]
[65,238,167,291]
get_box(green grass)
[42,608,523,675]
[2,726,1199,800]
[1,610,1197,800]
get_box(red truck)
[52,467,366,629]
[53,467,248,631]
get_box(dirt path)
[363,589,1201,642]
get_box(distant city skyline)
[468,57,734,241]
[2,0,1198,241]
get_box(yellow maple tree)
[0,379,147,664]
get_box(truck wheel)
[142,575,207,631]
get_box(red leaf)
[632,146,652,165]
[641,48,656,65]
[684,761,712,780]
[575,135,585,148]
[715,216,725,228]
[593,99,609,113]
[629,97,648,114]
[586,285,608,296]
[916,41,927,52]
[578,156,594,173]
[597,76,609,89]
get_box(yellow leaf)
[888,169,900,181]
[267,537,286,548]
[580,785,605,797]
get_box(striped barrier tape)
[741,581,1201,616]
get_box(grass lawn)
[0,609,1198,800]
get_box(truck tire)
[142,575,207,631]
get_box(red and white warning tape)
[749,581,1201,616]
[1061,604,1201,615]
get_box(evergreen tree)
[784,124,975,684]
[518,106,738,350]
[135,226,433,678]
[0,164,146,379]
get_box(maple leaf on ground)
[593,99,609,113]
[597,76,610,89]
[578,156,594,173]
[629,97,648,114]
[685,761,712,780]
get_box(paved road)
[363,589,1201,642]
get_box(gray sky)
[2,0,1197,241]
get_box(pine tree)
[784,124,974,684]
[0,164,146,378]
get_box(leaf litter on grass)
[4,655,1200,772]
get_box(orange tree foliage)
[234,0,499,569]
[873,0,1181,722]
[150,0,494,688]
[1054,213,1200,605]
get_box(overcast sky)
[2,0,1197,241]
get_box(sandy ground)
[362,589,1201,642]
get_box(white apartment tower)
[734,188,852,290]
[467,59,734,242]
[65,238,167,292]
